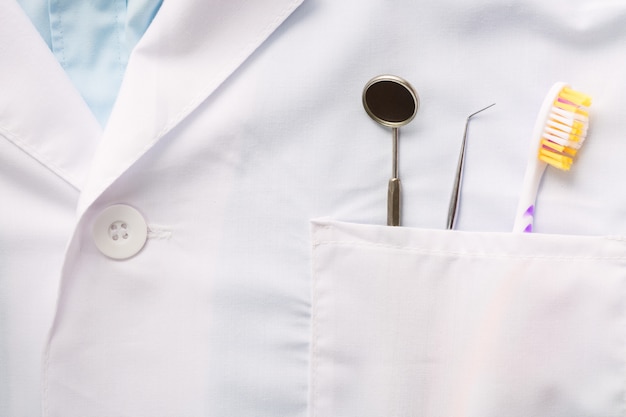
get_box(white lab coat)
[2,0,626,416]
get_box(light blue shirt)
[17,0,163,127]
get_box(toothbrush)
[512,82,592,233]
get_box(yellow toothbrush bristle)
[539,148,573,170]
[538,153,572,170]
[561,87,592,107]
[540,139,577,156]
[540,85,591,170]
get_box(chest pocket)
[310,219,626,417]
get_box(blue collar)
[16,0,163,127]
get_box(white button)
[92,204,148,259]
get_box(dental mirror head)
[362,74,419,128]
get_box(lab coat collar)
[77,0,305,213]
[0,1,102,192]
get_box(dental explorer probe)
[446,103,495,230]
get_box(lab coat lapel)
[0,1,102,191]
[77,0,305,213]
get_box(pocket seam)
[310,240,321,417]
[314,240,626,261]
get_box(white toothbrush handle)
[512,158,548,233]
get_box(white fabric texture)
[311,219,626,417]
[3,0,626,416]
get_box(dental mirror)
[363,75,419,226]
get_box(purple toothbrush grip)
[523,205,535,233]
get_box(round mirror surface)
[363,75,419,128]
